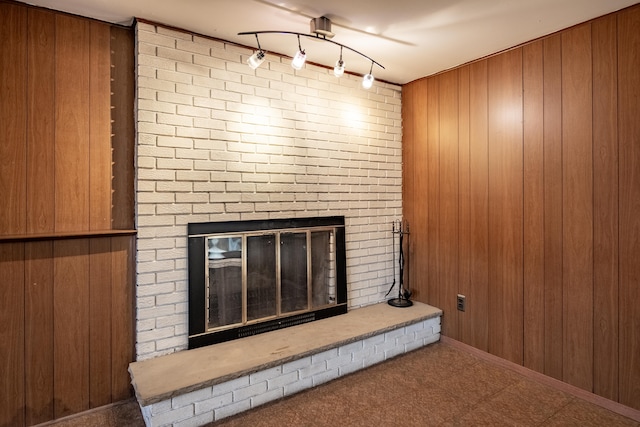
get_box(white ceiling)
[20,0,639,85]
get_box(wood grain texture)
[0,2,27,235]
[90,22,113,231]
[25,241,55,425]
[90,238,113,406]
[54,14,91,232]
[26,8,56,234]
[542,34,564,381]
[111,236,135,401]
[592,14,619,402]
[618,5,640,410]
[0,243,26,427]
[0,4,137,425]
[110,26,136,230]
[457,66,471,341]
[426,77,441,314]
[467,60,489,351]
[407,79,430,301]
[561,23,594,392]
[438,70,460,339]
[401,82,416,295]
[522,40,545,373]
[54,239,90,418]
[487,48,524,364]
[403,3,640,411]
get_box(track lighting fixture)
[334,46,345,77]
[239,16,384,88]
[362,62,375,89]
[291,35,306,70]
[247,34,266,69]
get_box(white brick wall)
[139,317,440,427]
[135,22,403,360]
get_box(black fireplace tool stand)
[386,220,412,308]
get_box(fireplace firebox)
[188,216,348,348]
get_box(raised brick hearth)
[130,302,441,426]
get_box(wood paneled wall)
[402,5,640,410]
[0,2,135,234]
[0,237,134,425]
[0,2,135,426]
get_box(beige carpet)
[47,342,638,427]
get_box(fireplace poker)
[384,221,397,298]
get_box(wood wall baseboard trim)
[440,336,640,422]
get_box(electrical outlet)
[457,294,466,312]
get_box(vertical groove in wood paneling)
[522,40,545,373]
[426,77,441,315]
[0,243,26,427]
[111,236,135,401]
[89,22,112,231]
[25,241,54,426]
[561,23,594,391]
[592,14,619,402]
[458,66,471,341]
[401,83,416,296]
[487,48,524,364]
[468,60,489,351]
[53,239,90,418]
[54,14,91,232]
[26,8,56,235]
[542,34,564,381]
[618,5,640,410]
[406,79,429,301]
[110,26,136,230]
[438,70,460,339]
[0,3,28,235]
[89,238,113,407]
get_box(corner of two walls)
[134,22,403,360]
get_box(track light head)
[334,59,345,77]
[362,62,375,89]
[247,34,266,70]
[362,73,374,89]
[247,50,265,69]
[291,49,306,70]
[334,46,345,77]
[291,35,306,70]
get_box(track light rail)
[238,30,385,70]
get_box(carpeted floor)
[46,342,638,427]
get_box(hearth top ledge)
[129,301,442,406]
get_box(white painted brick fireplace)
[131,21,425,426]
[135,21,403,361]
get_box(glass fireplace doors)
[188,217,347,348]
[206,230,337,331]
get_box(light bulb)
[291,50,306,70]
[334,59,345,77]
[362,73,374,89]
[247,50,265,70]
